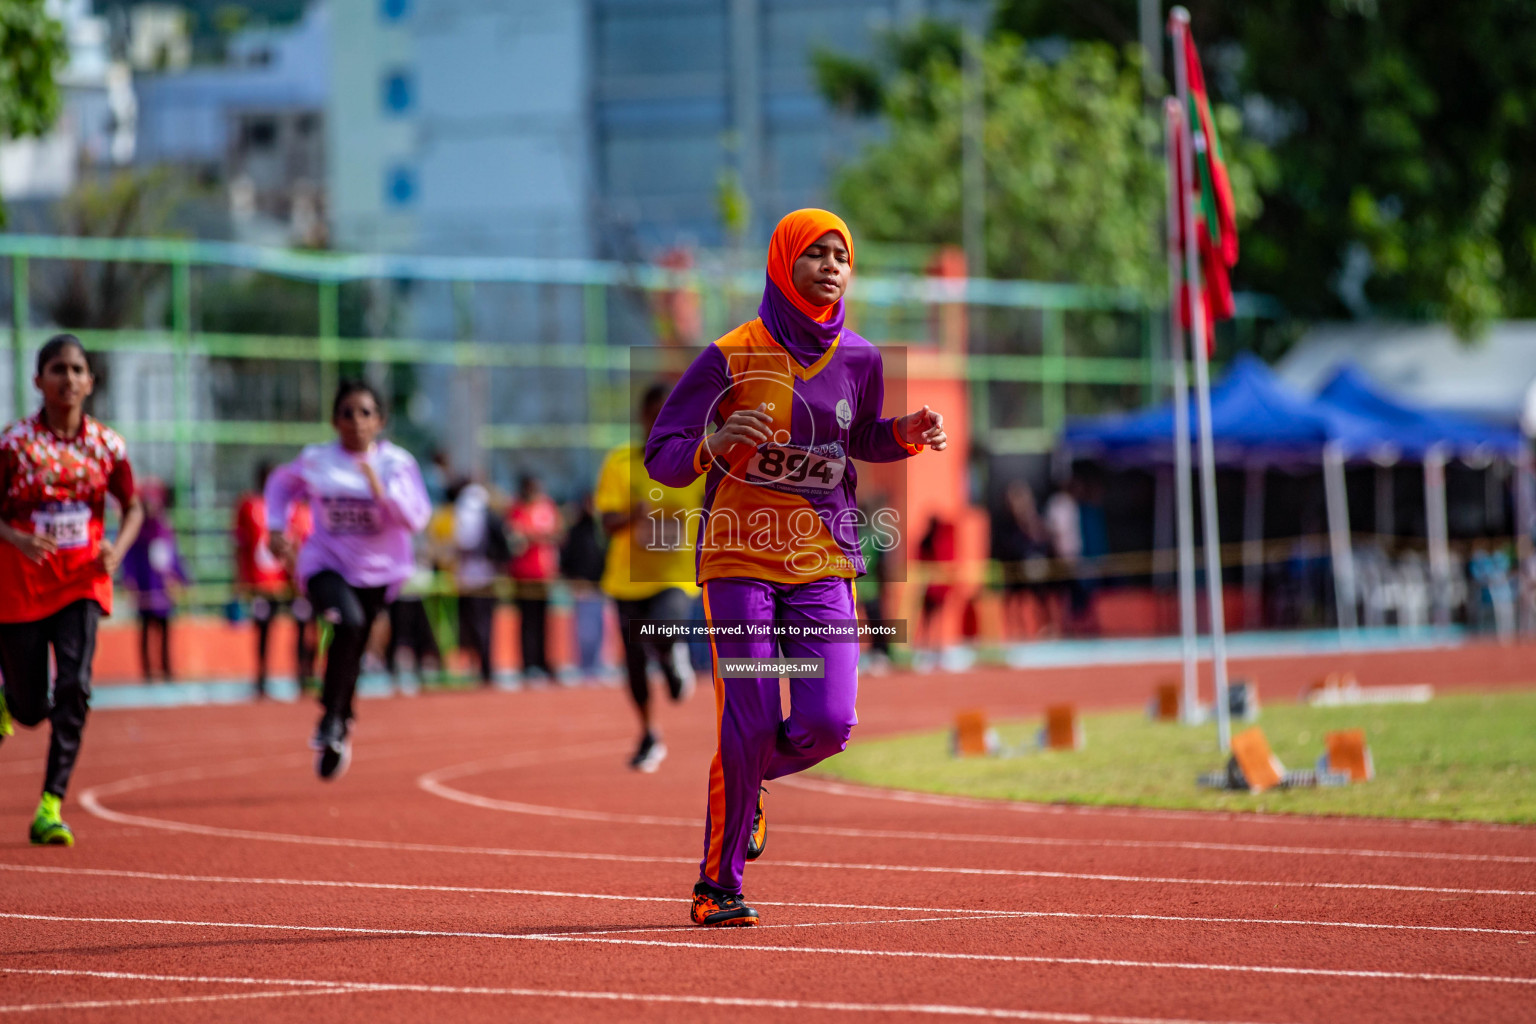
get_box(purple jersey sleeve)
[644,344,731,487]
[847,345,920,463]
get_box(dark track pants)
[139,611,171,681]
[251,594,316,693]
[388,597,443,677]
[457,593,497,684]
[515,595,551,675]
[0,599,100,797]
[615,587,692,712]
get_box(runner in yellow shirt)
[594,383,705,771]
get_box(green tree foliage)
[0,0,68,221]
[1236,1,1536,336]
[818,30,1165,292]
[996,0,1536,336]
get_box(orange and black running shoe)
[745,785,767,861]
[691,881,759,927]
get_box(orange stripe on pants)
[701,582,728,885]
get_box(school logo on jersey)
[835,398,853,430]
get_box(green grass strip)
[814,690,1536,824]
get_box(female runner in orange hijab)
[646,209,947,925]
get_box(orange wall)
[91,607,593,685]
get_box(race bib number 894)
[748,444,847,492]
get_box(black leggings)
[308,571,387,722]
[251,594,317,692]
[861,595,891,656]
[615,588,691,713]
[515,593,551,675]
[457,594,496,684]
[139,611,171,681]
[387,598,442,676]
[0,599,100,797]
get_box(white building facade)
[326,0,974,259]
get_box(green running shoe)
[30,793,74,847]
[0,689,12,746]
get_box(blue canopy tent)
[1313,364,1529,627]
[1062,354,1381,465]
[1060,356,1532,632]
[1314,364,1525,460]
[1061,355,1373,629]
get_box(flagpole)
[1164,97,1200,725]
[1170,6,1231,753]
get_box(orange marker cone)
[1042,704,1083,751]
[951,709,997,757]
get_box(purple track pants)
[698,576,859,894]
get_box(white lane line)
[0,863,990,917]
[6,913,1535,988]
[5,864,1532,937]
[76,776,1536,897]
[537,914,1033,940]
[420,758,1536,866]
[0,988,353,1014]
[785,776,1536,835]
[763,860,1536,897]
[0,968,1304,1024]
[81,738,624,797]
[0,718,549,779]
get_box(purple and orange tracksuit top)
[644,319,919,587]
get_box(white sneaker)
[630,733,668,773]
[669,646,697,703]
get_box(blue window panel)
[382,69,414,115]
[596,11,728,77]
[597,97,729,132]
[385,164,417,206]
[380,0,409,22]
[603,134,723,197]
[764,91,826,128]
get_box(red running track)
[1,651,1534,1023]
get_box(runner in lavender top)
[265,380,430,780]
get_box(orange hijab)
[765,209,855,324]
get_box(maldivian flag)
[1168,107,1218,343]
[1177,27,1237,342]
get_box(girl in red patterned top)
[0,335,143,846]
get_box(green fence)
[1,234,1282,607]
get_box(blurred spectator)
[386,529,444,688]
[1045,476,1100,635]
[595,382,701,770]
[507,474,561,681]
[421,493,458,662]
[423,448,454,506]
[992,479,1052,639]
[1076,474,1107,635]
[234,462,317,697]
[560,492,608,683]
[451,479,510,686]
[1469,545,1516,640]
[916,514,955,666]
[857,498,892,674]
[121,480,187,683]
